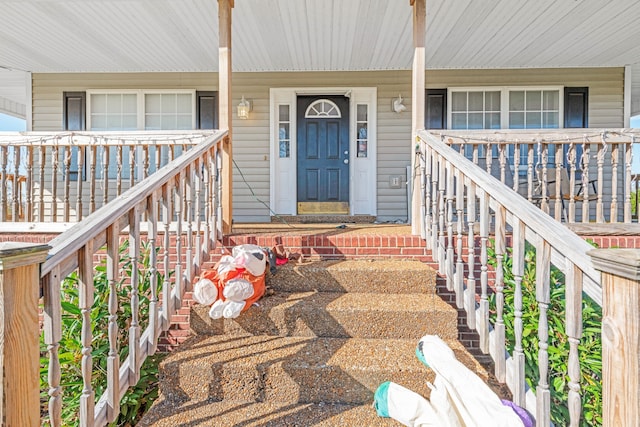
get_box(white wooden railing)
[433,129,639,224]
[417,129,640,426]
[33,130,226,426]
[0,131,217,223]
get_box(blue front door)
[297,96,350,214]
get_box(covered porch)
[1,0,640,426]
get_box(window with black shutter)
[63,91,86,180]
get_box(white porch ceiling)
[1,0,640,74]
[2,0,640,118]
[0,70,27,118]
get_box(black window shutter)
[563,87,589,170]
[564,87,588,128]
[63,92,86,180]
[196,91,218,129]
[425,89,447,130]
[63,92,86,131]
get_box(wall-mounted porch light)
[392,94,407,113]
[237,96,252,119]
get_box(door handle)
[343,159,349,164]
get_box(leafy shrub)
[488,242,602,426]
[41,240,167,426]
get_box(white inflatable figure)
[374,381,444,427]
[208,299,225,320]
[223,278,255,301]
[217,255,237,276]
[192,278,218,305]
[416,335,525,426]
[232,244,266,276]
[198,244,268,321]
[222,300,246,319]
[374,334,528,427]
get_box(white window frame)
[86,89,197,131]
[448,86,564,173]
[447,86,565,130]
[86,89,197,179]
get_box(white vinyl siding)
[32,68,625,222]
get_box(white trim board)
[269,87,377,216]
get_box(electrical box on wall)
[389,175,403,189]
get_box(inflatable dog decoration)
[192,244,267,319]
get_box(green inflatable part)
[415,343,430,368]
[373,381,391,418]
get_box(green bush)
[488,242,602,426]
[40,240,167,426]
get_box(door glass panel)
[278,105,291,158]
[357,104,368,157]
[357,104,368,122]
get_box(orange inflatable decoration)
[193,244,267,319]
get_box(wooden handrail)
[38,130,226,426]
[0,131,220,224]
[419,128,640,426]
[434,128,639,224]
[41,131,226,277]
[417,129,608,426]
[418,130,601,301]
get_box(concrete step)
[139,400,397,427]
[190,291,458,340]
[155,335,487,406]
[265,259,437,294]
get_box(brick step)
[190,291,458,340]
[201,230,436,265]
[154,335,488,406]
[138,400,394,427]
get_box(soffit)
[0,70,27,118]
[0,0,639,74]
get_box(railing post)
[0,242,51,427]
[410,0,425,235]
[218,0,233,235]
[589,249,640,427]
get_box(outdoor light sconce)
[392,94,407,113]
[237,96,252,119]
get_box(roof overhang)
[2,0,640,118]
[1,0,639,74]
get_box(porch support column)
[218,0,234,234]
[589,249,640,427]
[410,0,426,235]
